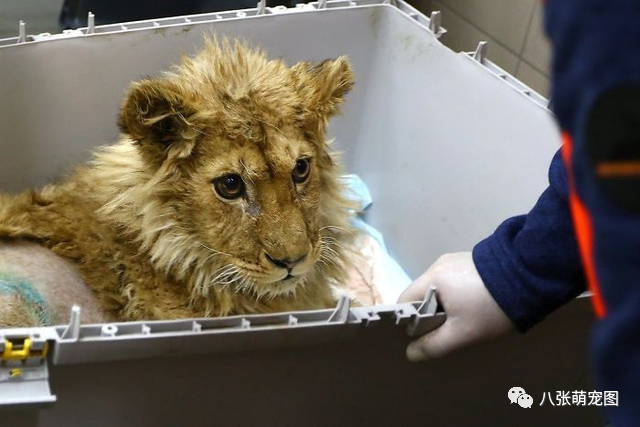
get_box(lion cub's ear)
[118,78,203,166]
[293,56,354,120]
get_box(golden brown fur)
[0,38,356,323]
[0,293,40,328]
[0,240,115,327]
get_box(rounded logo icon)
[508,387,526,404]
[518,394,533,408]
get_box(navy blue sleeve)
[544,0,640,423]
[472,150,586,332]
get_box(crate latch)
[472,41,488,64]
[0,335,56,406]
[428,11,443,37]
[328,294,351,323]
[406,286,446,337]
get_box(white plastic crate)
[0,1,600,426]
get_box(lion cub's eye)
[292,158,311,184]
[213,174,246,200]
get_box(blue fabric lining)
[342,174,412,302]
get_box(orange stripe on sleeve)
[561,132,607,318]
[597,161,640,177]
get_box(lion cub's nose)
[266,253,306,271]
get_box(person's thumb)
[398,276,434,303]
[406,320,459,362]
[398,286,423,304]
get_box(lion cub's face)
[117,40,354,298]
[187,123,324,296]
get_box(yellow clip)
[9,368,22,378]
[2,338,48,360]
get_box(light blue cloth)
[341,174,373,212]
[341,174,412,303]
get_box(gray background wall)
[0,0,64,39]
[410,0,552,97]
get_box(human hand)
[398,252,515,362]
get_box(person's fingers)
[406,319,458,362]
[398,282,425,303]
[406,334,432,362]
[398,272,435,303]
[398,256,448,303]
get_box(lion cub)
[0,39,356,323]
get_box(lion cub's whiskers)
[256,118,284,137]
[190,263,239,304]
[319,237,342,257]
[319,225,354,235]
[316,237,341,273]
[319,235,345,250]
[232,270,257,295]
[210,264,239,285]
[194,240,232,257]
[239,159,259,186]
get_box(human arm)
[399,152,586,361]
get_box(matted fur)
[0,293,41,327]
[0,38,357,323]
